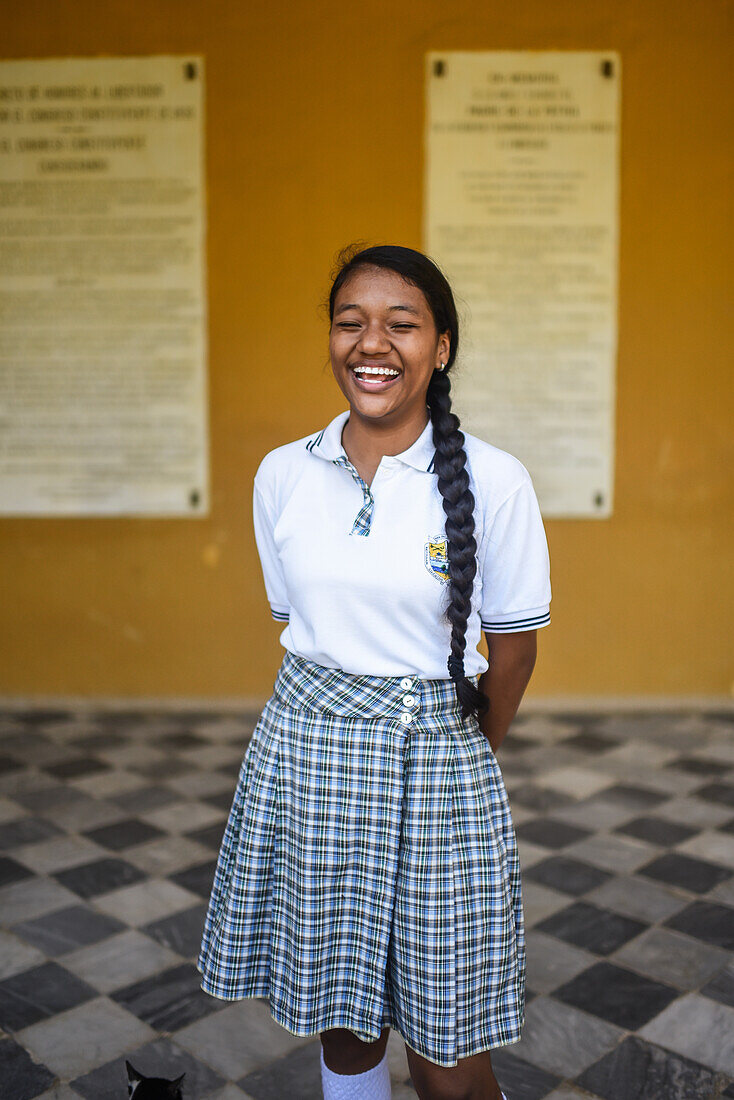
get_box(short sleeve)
[252,479,290,623]
[479,476,551,633]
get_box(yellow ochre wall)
[1,0,732,701]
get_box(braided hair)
[328,244,488,720]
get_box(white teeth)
[353,366,399,377]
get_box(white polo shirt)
[252,410,550,680]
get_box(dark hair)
[328,244,488,720]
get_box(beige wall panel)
[1,0,732,699]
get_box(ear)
[170,1072,186,1097]
[437,330,450,367]
[126,1060,142,1089]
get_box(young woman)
[198,245,551,1100]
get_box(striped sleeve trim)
[270,606,290,623]
[481,611,550,632]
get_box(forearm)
[477,632,537,752]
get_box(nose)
[357,319,391,354]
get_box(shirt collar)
[306,411,436,473]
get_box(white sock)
[320,1043,392,1099]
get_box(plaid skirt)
[197,651,525,1067]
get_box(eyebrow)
[334,303,421,316]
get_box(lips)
[350,362,401,390]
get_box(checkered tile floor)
[1,705,733,1100]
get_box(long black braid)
[329,244,489,720]
[426,369,488,718]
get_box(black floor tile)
[111,963,220,1031]
[594,784,669,810]
[69,731,127,750]
[554,961,678,1030]
[183,822,226,851]
[700,964,734,1008]
[142,903,208,958]
[201,789,236,812]
[0,817,63,849]
[515,817,592,849]
[664,901,734,950]
[535,901,647,955]
[506,784,576,811]
[523,855,612,896]
[83,817,166,851]
[0,754,23,774]
[695,783,734,807]
[615,815,699,846]
[0,961,96,1030]
[0,856,34,887]
[638,852,732,894]
[153,731,210,750]
[560,731,618,753]
[489,1049,562,1100]
[11,903,126,956]
[665,755,733,776]
[73,1037,225,1100]
[240,1037,323,1100]
[128,758,196,780]
[42,756,111,780]
[168,860,217,898]
[0,1037,55,1100]
[718,816,734,836]
[110,785,185,812]
[53,856,146,898]
[576,1035,726,1100]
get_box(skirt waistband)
[271,650,478,722]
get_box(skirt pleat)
[197,651,525,1068]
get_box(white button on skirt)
[197,650,525,1068]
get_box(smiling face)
[329,265,450,430]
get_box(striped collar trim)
[306,411,436,473]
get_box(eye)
[336,321,360,329]
[392,323,417,330]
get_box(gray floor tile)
[174,998,309,1080]
[14,835,109,875]
[61,930,181,993]
[655,795,734,829]
[92,877,201,926]
[521,881,571,926]
[18,997,155,1078]
[511,997,624,1077]
[0,876,79,925]
[585,875,688,923]
[613,927,730,990]
[639,993,734,1075]
[677,829,734,869]
[123,835,212,876]
[525,931,597,994]
[0,929,47,979]
[563,831,657,873]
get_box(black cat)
[126,1059,186,1098]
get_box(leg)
[404,1044,504,1100]
[320,1025,391,1073]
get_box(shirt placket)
[332,455,374,536]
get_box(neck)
[341,408,430,469]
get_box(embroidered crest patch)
[424,535,449,584]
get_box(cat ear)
[170,1073,186,1095]
[126,1060,142,1088]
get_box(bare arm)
[477,631,538,752]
